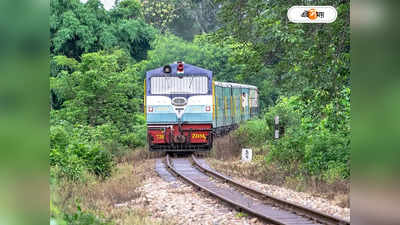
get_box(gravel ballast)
[116,159,349,224]
[136,176,266,224]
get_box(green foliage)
[50,124,114,180]
[214,0,350,108]
[235,212,248,218]
[71,143,113,178]
[51,196,110,225]
[50,124,69,151]
[234,119,269,147]
[50,0,156,60]
[112,0,143,20]
[211,0,350,182]
[264,96,302,133]
[63,205,111,225]
[50,49,149,180]
[263,90,350,181]
[141,0,179,33]
[51,50,144,135]
[303,131,349,179]
[140,0,219,39]
[52,153,86,181]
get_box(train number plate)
[156,134,165,140]
[192,133,206,140]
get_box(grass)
[116,147,164,163]
[235,212,248,218]
[120,208,176,225]
[51,148,174,225]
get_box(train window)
[150,76,208,94]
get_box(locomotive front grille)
[171,97,187,106]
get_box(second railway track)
[164,154,350,225]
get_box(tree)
[51,50,143,133]
[140,0,219,40]
[214,0,350,106]
[141,0,180,33]
[50,0,157,60]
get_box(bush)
[73,143,114,179]
[121,125,147,148]
[264,96,302,137]
[55,154,86,181]
[264,94,350,182]
[50,123,114,180]
[63,206,111,225]
[303,131,350,179]
[51,119,150,180]
[266,127,308,173]
[50,125,69,152]
[234,119,269,147]
[61,142,114,179]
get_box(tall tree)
[50,0,157,60]
[214,0,350,101]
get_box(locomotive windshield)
[150,76,208,94]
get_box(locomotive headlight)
[205,105,211,111]
[163,65,171,73]
[148,106,153,112]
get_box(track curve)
[165,154,349,225]
[191,155,350,225]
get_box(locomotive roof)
[214,81,258,90]
[146,63,212,77]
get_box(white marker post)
[242,148,252,162]
[274,116,279,139]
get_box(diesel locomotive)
[144,62,258,152]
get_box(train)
[144,62,259,152]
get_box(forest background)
[49,0,350,224]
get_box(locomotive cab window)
[150,76,208,94]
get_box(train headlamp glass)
[163,65,171,73]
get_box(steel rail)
[165,154,287,225]
[191,155,350,225]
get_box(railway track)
[164,154,350,225]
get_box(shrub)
[323,162,348,184]
[266,118,350,181]
[50,125,69,152]
[266,127,308,173]
[50,124,114,180]
[55,154,86,181]
[264,96,302,137]
[263,94,350,182]
[121,125,147,148]
[303,131,350,179]
[234,119,269,147]
[66,142,114,179]
[83,144,114,179]
[63,206,111,225]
